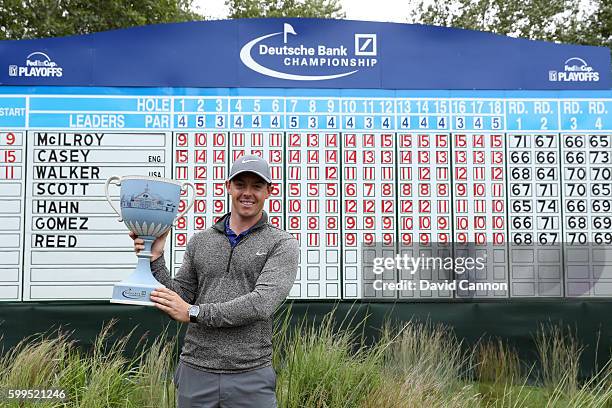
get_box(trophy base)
[110,281,165,307]
[110,236,166,306]
[110,298,155,306]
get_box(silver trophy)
[105,175,195,305]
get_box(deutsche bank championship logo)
[240,23,378,81]
[355,34,377,56]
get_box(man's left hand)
[151,287,190,323]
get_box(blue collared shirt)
[224,215,254,248]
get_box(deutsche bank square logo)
[8,65,17,76]
[355,34,377,56]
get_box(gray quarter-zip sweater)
[150,211,299,373]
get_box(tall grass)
[0,320,178,408]
[374,321,480,407]
[0,331,71,392]
[474,339,522,385]
[274,306,385,408]
[130,332,177,407]
[535,324,583,393]
[0,310,610,407]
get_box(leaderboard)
[0,89,611,301]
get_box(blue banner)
[0,19,609,90]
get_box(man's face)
[225,173,272,219]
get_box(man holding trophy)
[130,155,299,408]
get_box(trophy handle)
[174,182,196,226]
[105,176,123,222]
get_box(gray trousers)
[173,361,277,408]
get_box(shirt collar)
[213,211,269,233]
[224,214,255,238]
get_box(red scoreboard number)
[0,131,22,180]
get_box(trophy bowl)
[105,175,195,306]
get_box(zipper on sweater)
[224,233,253,274]
[225,246,234,274]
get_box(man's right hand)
[129,230,169,262]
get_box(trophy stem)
[134,237,155,277]
[110,235,166,306]
[138,237,155,258]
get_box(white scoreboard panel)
[561,133,612,296]
[452,132,508,298]
[0,127,24,301]
[1,89,612,301]
[286,129,341,299]
[284,96,342,299]
[507,133,564,297]
[397,132,453,299]
[173,96,229,276]
[342,130,397,299]
[24,130,172,300]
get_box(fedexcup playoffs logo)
[240,23,378,80]
[548,57,599,82]
[8,51,63,78]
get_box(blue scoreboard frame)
[1,19,611,301]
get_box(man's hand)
[129,230,169,261]
[151,287,190,323]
